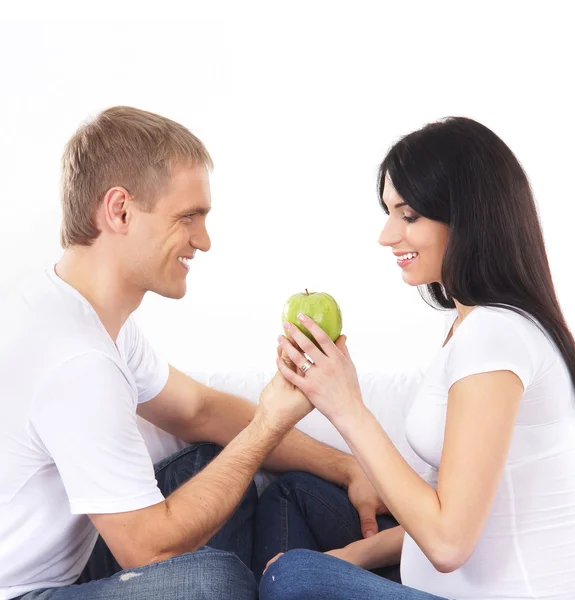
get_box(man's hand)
[346,464,389,538]
[255,342,314,431]
[257,369,314,432]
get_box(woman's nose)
[378,220,401,247]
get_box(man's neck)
[55,246,144,342]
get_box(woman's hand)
[327,527,405,571]
[276,314,367,430]
[263,552,284,573]
[263,544,365,574]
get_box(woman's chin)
[401,272,434,287]
[401,271,420,286]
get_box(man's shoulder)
[0,268,118,376]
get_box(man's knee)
[155,442,224,472]
[154,443,225,496]
[154,443,258,541]
[260,471,324,502]
[178,548,257,600]
[135,548,257,600]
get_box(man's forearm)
[194,388,355,488]
[155,414,286,560]
[263,426,354,488]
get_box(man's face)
[125,162,212,299]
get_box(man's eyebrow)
[176,206,212,217]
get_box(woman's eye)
[402,215,419,223]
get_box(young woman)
[255,117,575,599]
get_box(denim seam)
[280,497,289,553]
[285,484,357,540]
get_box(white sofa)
[137,368,433,488]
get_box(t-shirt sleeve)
[121,316,169,403]
[445,310,536,392]
[29,352,165,515]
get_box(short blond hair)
[60,106,214,248]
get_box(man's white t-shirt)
[401,306,575,599]
[0,267,169,600]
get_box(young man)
[0,106,385,600]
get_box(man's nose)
[194,225,211,252]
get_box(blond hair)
[60,106,213,248]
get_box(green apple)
[282,289,343,349]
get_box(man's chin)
[151,282,187,300]
[169,285,187,300]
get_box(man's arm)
[138,365,357,487]
[138,365,387,537]
[91,371,311,569]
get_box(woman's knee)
[259,550,322,600]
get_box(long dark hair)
[377,116,575,388]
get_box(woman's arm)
[277,317,525,573]
[328,525,405,570]
[335,370,524,573]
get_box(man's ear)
[101,187,132,233]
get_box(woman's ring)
[300,361,313,374]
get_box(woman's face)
[378,173,450,286]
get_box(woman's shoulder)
[443,305,552,392]
[475,304,545,337]
[454,305,553,362]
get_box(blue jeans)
[252,471,401,582]
[254,472,448,599]
[17,443,258,600]
[260,549,449,600]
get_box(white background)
[0,1,573,375]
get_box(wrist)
[340,454,362,489]
[332,403,374,442]
[252,406,294,438]
[343,537,377,569]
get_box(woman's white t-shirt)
[401,305,575,599]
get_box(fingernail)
[283,321,291,330]
[297,313,306,322]
[365,530,375,537]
